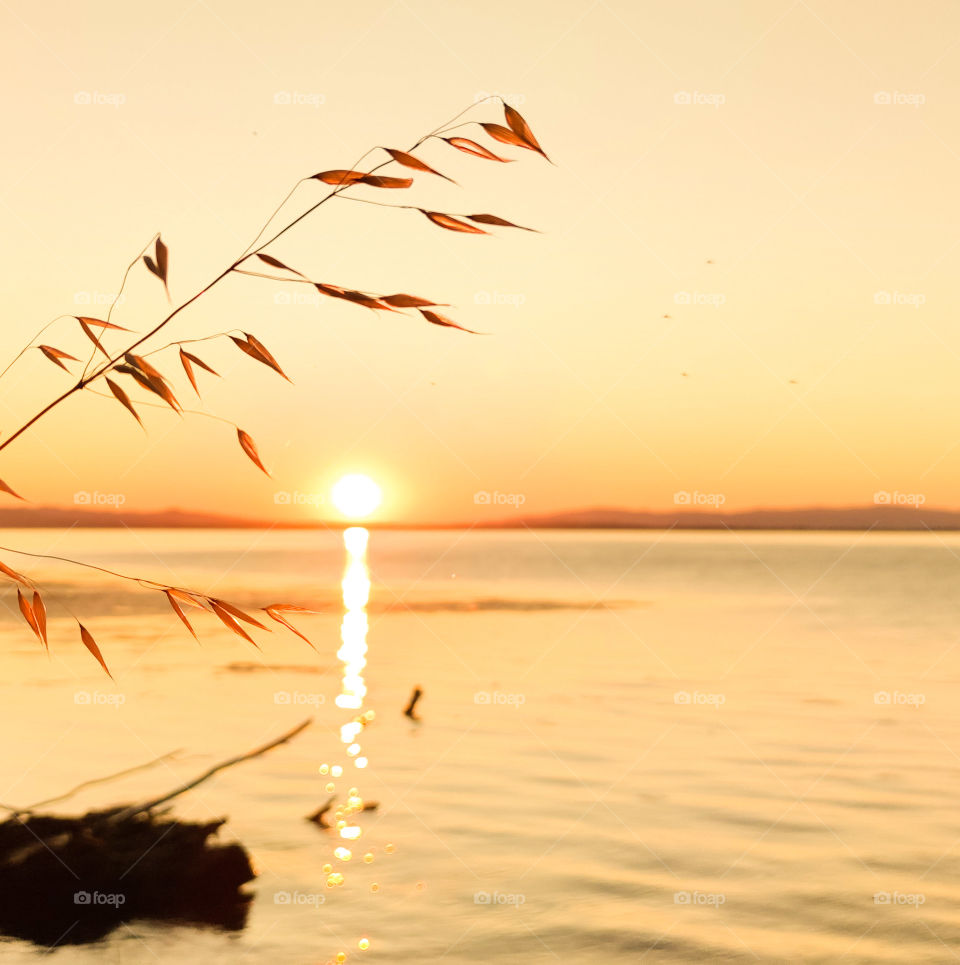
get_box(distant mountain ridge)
[0,504,955,530]
[486,505,960,530]
[0,506,272,529]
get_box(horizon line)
[0,501,952,531]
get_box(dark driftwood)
[7,749,183,816]
[0,718,313,946]
[307,795,379,829]
[0,808,253,945]
[113,717,312,820]
[403,685,423,719]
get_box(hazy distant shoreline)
[0,504,954,531]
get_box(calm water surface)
[0,528,958,963]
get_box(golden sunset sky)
[1,0,958,523]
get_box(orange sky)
[1,0,959,524]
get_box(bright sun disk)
[331,474,382,519]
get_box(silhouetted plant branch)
[0,96,548,674]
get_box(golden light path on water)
[319,523,378,962]
[338,526,370,715]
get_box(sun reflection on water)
[337,527,370,711]
[322,524,380,959]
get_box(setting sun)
[331,474,382,519]
[5,4,960,962]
